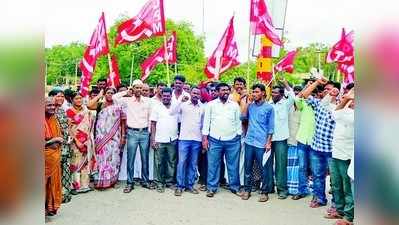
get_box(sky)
[43,0,361,61]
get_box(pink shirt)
[112,91,151,128]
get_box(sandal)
[309,201,326,208]
[157,185,165,193]
[258,194,269,202]
[123,185,134,193]
[324,211,344,220]
[199,185,207,192]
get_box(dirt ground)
[47,184,333,225]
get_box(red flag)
[204,16,240,80]
[326,28,355,85]
[250,0,283,46]
[107,55,121,88]
[115,0,166,46]
[79,12,109,97]
[274,50,297,73]
[326,28,354,63]
[140,31,177,81]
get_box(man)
[150,88,179,193]
[240,84,274,202]
[113,80,152,193]
[202,83,242,197]
[298,77,336,208]
[324,88,354,224]
[230,77,246,103]
[153,82,166,102]
[292,82,316,201]
[270,79,295,199]
[286,86,303,196]
[183,83,191,93]
[142,83,150,97]
[172,75,190,104]
[172,87,204,196]
[97,78,107,91]
[44,97,63,216]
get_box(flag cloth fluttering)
[250,0,283,46]
[326,28,355,85]
[107,55,121,88]
[140,31,177,81]
[79,12,109,97]
[115,0,166,46]
[274,50,298,73]
[204,16,240,80]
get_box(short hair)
[48,89,64,97]
[90,89,100,95]
[191,86,200,91]
[272,85,285,95]
[105,87,117,94]
[345,82,354,90]
[251,83,266,92]
[117,84,127,92]
[161,87,172,94]
[293,85,303,92]
[157,82,167,88]
[326,81,341,90]
[215,82,230,91]
[174,75,186,83]
[233,77,246,85]
[97,78,107,83]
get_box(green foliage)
[45,16,342,87]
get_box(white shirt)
[150,103,178,143]
[112,91,151,128]
[172,90,190,123]
[171,101,204,142]
[270,90,295,141]
[332,107,354,160]
[202,98,242,141]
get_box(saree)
[44,115,62,214]
[67,107,94,193]
[94,104,125,189]
[55,107,72,202]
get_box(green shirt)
[295,98,315,145]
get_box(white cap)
[132,79,144,86]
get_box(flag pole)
[45,62,48,91]
[175,63,177,75]
[107,53,114,87]
[163,34,170,86]
[74,60,78,88]
[246,13,252,94]
[130,54,134,86]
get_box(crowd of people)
[44,74,355,225]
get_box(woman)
[88,88,126,189]
[48,89,72,203]
[44,96,63,216]
[67,92,94,194]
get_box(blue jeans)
[310,149,332,205]
[126,129,150,185]
[207,135,241,192]
[297,142,311,195]
[176,140,201,190]
[244,144,274,193]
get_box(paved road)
[47,185,333,225]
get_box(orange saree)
[44,116,62,214]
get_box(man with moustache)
[171,87,204,196]
[202,83,242,198]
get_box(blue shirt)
[306,96,336,152]
[242,101,275,148]
[270,91,295,141]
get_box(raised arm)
[87,89,104,110]
[112,90,129,104]
[298,77,328,99]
